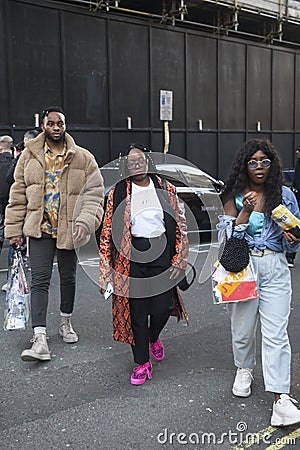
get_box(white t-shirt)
[131,178,166,238]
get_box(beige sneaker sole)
[59,329,79,343]
[21,349,51,362]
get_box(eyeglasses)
[247,159,271,170]
[126,157,147,170]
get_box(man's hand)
[9,236,23,247]
[73,225,88,243]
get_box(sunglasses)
[247,159,271,170]
[126,157,147,170]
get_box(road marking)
[189,248,210,254]
[189,243,212,253]
[76,244,212,267]
[231,425,300,449]
[232,426,276,449]
[264,427,300,449]
[78,257,99,267]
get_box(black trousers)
[29,233,78,328]
[129,235,174,365]
[286,251,296,261]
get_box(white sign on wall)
[160,90,173,121]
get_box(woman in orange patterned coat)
[99,143,189,385]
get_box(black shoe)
[286,256,295,268]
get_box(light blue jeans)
[230,251,291,393]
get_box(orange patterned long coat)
[99,176,189,345]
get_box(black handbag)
[219,221,249,273]
[177,262,196,291]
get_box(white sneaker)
[21,333,51,361]
[59,317,78,343]
[2,282,7,292]
[232,368,253,397]
[271,394,300,426]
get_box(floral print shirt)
[41,143,66,237]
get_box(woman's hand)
[99,287,105,295]
[283,231,300,246]
[169,266,182,280]
[242,191,258,213]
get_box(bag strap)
[230,219,236,237]
[219,219,235,257]
[186,262,196,286]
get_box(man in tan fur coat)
[5,106,104,362]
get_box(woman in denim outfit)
[218,139,300,426]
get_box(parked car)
[99,160,224,244]
[155,163,224,243]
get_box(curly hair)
[41,106,66,122]
[221,139,283,214]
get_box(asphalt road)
[0,241,299,450]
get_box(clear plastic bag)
[4,248,30,330]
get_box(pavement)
[0,241,300,450]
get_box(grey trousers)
[29,233,78,328]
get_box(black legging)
[129,235,174,364]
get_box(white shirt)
[131,178,166,238]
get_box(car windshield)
[100,161,223,193]
[155,164,219,189]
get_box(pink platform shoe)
[130,361,152,385]
[150,338,164,361]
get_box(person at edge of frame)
[1,130,41,293]
[286,144,300,268]
[0,135,13,255]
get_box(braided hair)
[111,143,157,262]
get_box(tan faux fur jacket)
[5,131,104,249]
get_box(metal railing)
[202,0,300,21]
[44,0,300,46]
[47,0,300,23]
